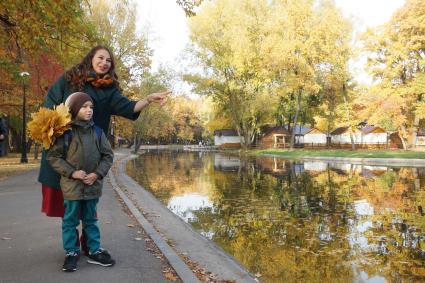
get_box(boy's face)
[76,101,94,121]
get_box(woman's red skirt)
[41,184,64,217]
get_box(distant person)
[117,135,125,147]
[38,46,170,256]
[47,92,114,272]
[0,118,6,156]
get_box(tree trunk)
[243,132,250,149]
[342,85,355,150]
[243,128,252,149]
[287,114,292,133]
[290,89,302,149]
[133,133,141,153]
[33,143,40,160]
[410,115,419,148]
[399,125,408,150]
[349,129,355,150]
[237,122,255,150]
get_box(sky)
[136,0,406,87]
[136,0,190,72]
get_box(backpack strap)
[63,129,73,159]
[94,125,102,142]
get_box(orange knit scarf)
[86,73,114,88]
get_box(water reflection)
[127,151,425,282]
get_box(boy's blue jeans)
[62,199,100,254]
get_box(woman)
[38,45,169,252]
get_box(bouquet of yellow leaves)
[27,103,72,149]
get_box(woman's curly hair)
[64,45,120,91]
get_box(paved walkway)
[0,168,169,283]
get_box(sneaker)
[87,249,115,267]
[62,252,79,272]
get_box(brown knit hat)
[65,92,93,118]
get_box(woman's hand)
[147,91,171,106]
[134,90,172,112]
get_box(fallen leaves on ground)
[164,271,178,281]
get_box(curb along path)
[262,154,425,167]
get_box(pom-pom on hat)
[65,92,93,118]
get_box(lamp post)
[20,71,30,163]
[109,118,116,149]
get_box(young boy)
[47,92,115,272]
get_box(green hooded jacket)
[38,75,140,189]
[47,120,113,200]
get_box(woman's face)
[91,49,112,75]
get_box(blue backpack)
[63,126,103,158]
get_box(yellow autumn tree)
[263,0,352,148]
[187,0,351,148]
[187,0,274,148]
[362,0,425,147]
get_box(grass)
[252,148,425,159]
[0,153,40,181]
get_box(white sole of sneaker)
[87,259,114,267]
[62,267,77,272]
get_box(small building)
[416,129,425,147]
[290,125,311,145]
[389,132,403,149]
[360,125,387,145]
[258,125,291,148]
[331,125,387,148]
[213,129,242,148]
[331,126,361,144]
[303,128,328,146]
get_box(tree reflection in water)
[127,150,425,282]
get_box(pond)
[126,150,425,283]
